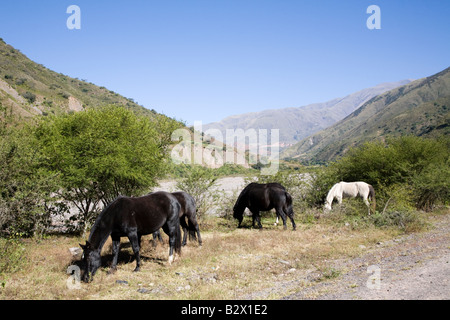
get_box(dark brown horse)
[79,191,182,282]
[233,182,296,230]
[153,191,202,247]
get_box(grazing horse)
[324,181,376,215]
[79,191,182,282]
[233,182,296,230]
[152,191,202,247]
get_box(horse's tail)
[187,211,198,242]
[368,184,376,213]
[174,219,182,255]
[285,192,294,216]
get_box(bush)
[175,165,219,219]
[0,238,26,287]
[370,210,425,233]
[328,136,449,210]
[0,127,57,237]
[22,91,36,103]
[412,161,450,211]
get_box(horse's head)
[79,241,101,283]
[323,202,332,211]
[232,204,244,226]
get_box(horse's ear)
[80,241,91,250]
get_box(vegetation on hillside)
[0,38,162,124]
[283,67,450,163]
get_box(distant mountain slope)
[282,67,450,163]
[0,39,159,123]
[203,80,412,146]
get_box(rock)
[115,280,128,286]
[69,247,82,257]
[176,285,191,292]
[137,288,151,294]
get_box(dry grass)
[1,210,439,300]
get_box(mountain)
[202,80,412,147]
[0,38,159,124]
[282,67,450,163]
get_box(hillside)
[202,80,411,147]
[282,67,450,163]
[0,39,158,124]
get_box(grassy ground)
[0,205,447,300]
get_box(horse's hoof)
[133,267,140,272]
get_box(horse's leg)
[251,210,262,229]
[237,216,243,228]
[162,224,176,264]
[363,197,371,215]
[284,209,296,231]
[152,231,158,247]
[152,231,163,247]
[276,208,287,230]
[180,216,188,246]
[274,215,279,226]
[109,235,121,274]
[188,215,203,246]
[195,223,202,246]
[127,232,141,272]
[256,211,262,229]
[337,195,343,209]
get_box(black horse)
[153,191,202,247]
[79,191,182,282]
[233,182,296,230]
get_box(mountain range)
[203,80,413,147]
[2,38,447,166]
[282,66,450,163]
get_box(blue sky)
[0,1,449,124]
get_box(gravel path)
[283,213,450,300]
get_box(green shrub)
[175,165,219,219]
[22,91,36,103]
[328,136,449,210]
[0,238,26,287]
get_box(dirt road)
[283,213,450,300]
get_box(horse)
[233,182,296,230]
[152,191,202,247]
[324,181,376,215]
[79,191,182,282]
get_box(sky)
[0,0,449,125]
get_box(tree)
[175,165,218,219]
[34,106,177,235]
[0,125,57,237]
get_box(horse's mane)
[88,195,125,243]
[233,183,255,210]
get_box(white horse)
[324,181,376,215]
